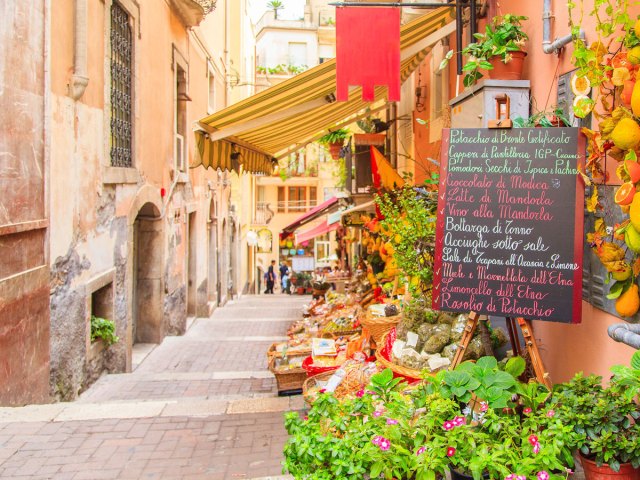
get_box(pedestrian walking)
[265,260,276,294]
[279,261,290,294]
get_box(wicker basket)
[360,312,402,344]
[376,330,437,383]
[302,371,334,405]
[266,342,311,360]
[268,354,308,393]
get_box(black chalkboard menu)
[433,128,585,323]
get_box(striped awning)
[194,8,455,174]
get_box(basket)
[302,355,340,377]
[376,329,434,383]
[267,342,311,360]
[268,353,308,393]
[360,311,402,344]
[302,371,334,406]
[320,328,360,339]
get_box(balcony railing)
[277,200,318,213]
[254,202,274,225]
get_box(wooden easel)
[450,312,551,388]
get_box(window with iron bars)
[110,1,133,167]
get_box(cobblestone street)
[0,295,307,480]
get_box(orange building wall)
[414,1,640,382]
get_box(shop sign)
[343,212,367,227]
[257,228,273,253]
[433,128,585,323]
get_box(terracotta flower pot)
[328,142,343,160]
[488,51,527,80]
[580,455,640,480]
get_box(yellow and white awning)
[194,8,455,174]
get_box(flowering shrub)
[283,361,578,480]
[283,368,457,480]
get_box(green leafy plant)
[283,363,577,480]
[441,14,528,87]
[513,106,572,128]
[376,186,437,295]
[317,128,350,146]
[267,0,284,19]
[433,356,522,408]
[90,315,119,346]
[283,369,456,480]
[553,352,640,471]
[568,0,639,88]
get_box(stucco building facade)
[0,0,258,406]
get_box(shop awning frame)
[194,9,455,173]
[295,220,339,245]
[280,196,341,237]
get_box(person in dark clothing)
[279,262,290,294]
[265,260,276,294]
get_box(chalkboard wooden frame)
[433,128,586,324]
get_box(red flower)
[447,447,456,457]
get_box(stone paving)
[0,294,308,480]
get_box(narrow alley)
[0,295,307,480]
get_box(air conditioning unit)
[175,133,185,172]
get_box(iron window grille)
[110,1,133,168]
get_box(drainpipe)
[542,0,585,55]
[70,0,89,100]
[608,323,640,350]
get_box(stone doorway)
[132,203,163,344]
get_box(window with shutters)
[110,1,133,167]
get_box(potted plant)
[553,351,640,479]
[427,356,578,480]
[513,106,572,128]
[284,368,456,480]
[283,360,578,480]
[90,315,119,346]
[318,128,350,160]
[450,14,528,87]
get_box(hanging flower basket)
[328,142,343,160]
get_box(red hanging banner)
[336,7,401,102]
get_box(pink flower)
[479,402,488,412]
[523,407,532,414]
[505,475,516,480]
[528,435,539,446]
[386,418,398,425]
[319,388,326,394]
[533,443,541,454]
[356,389,365,398]
[452,416,465,427]
[443,421,455,431]
[537,471,550,480]
[303,415,308,421]
[546,409,555,418]
[517,476,526,480]
[416,446,426,456]
[373,410,384,418]
[379,438,391,451]
[447,447,456,457]
[372,436,383,446]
